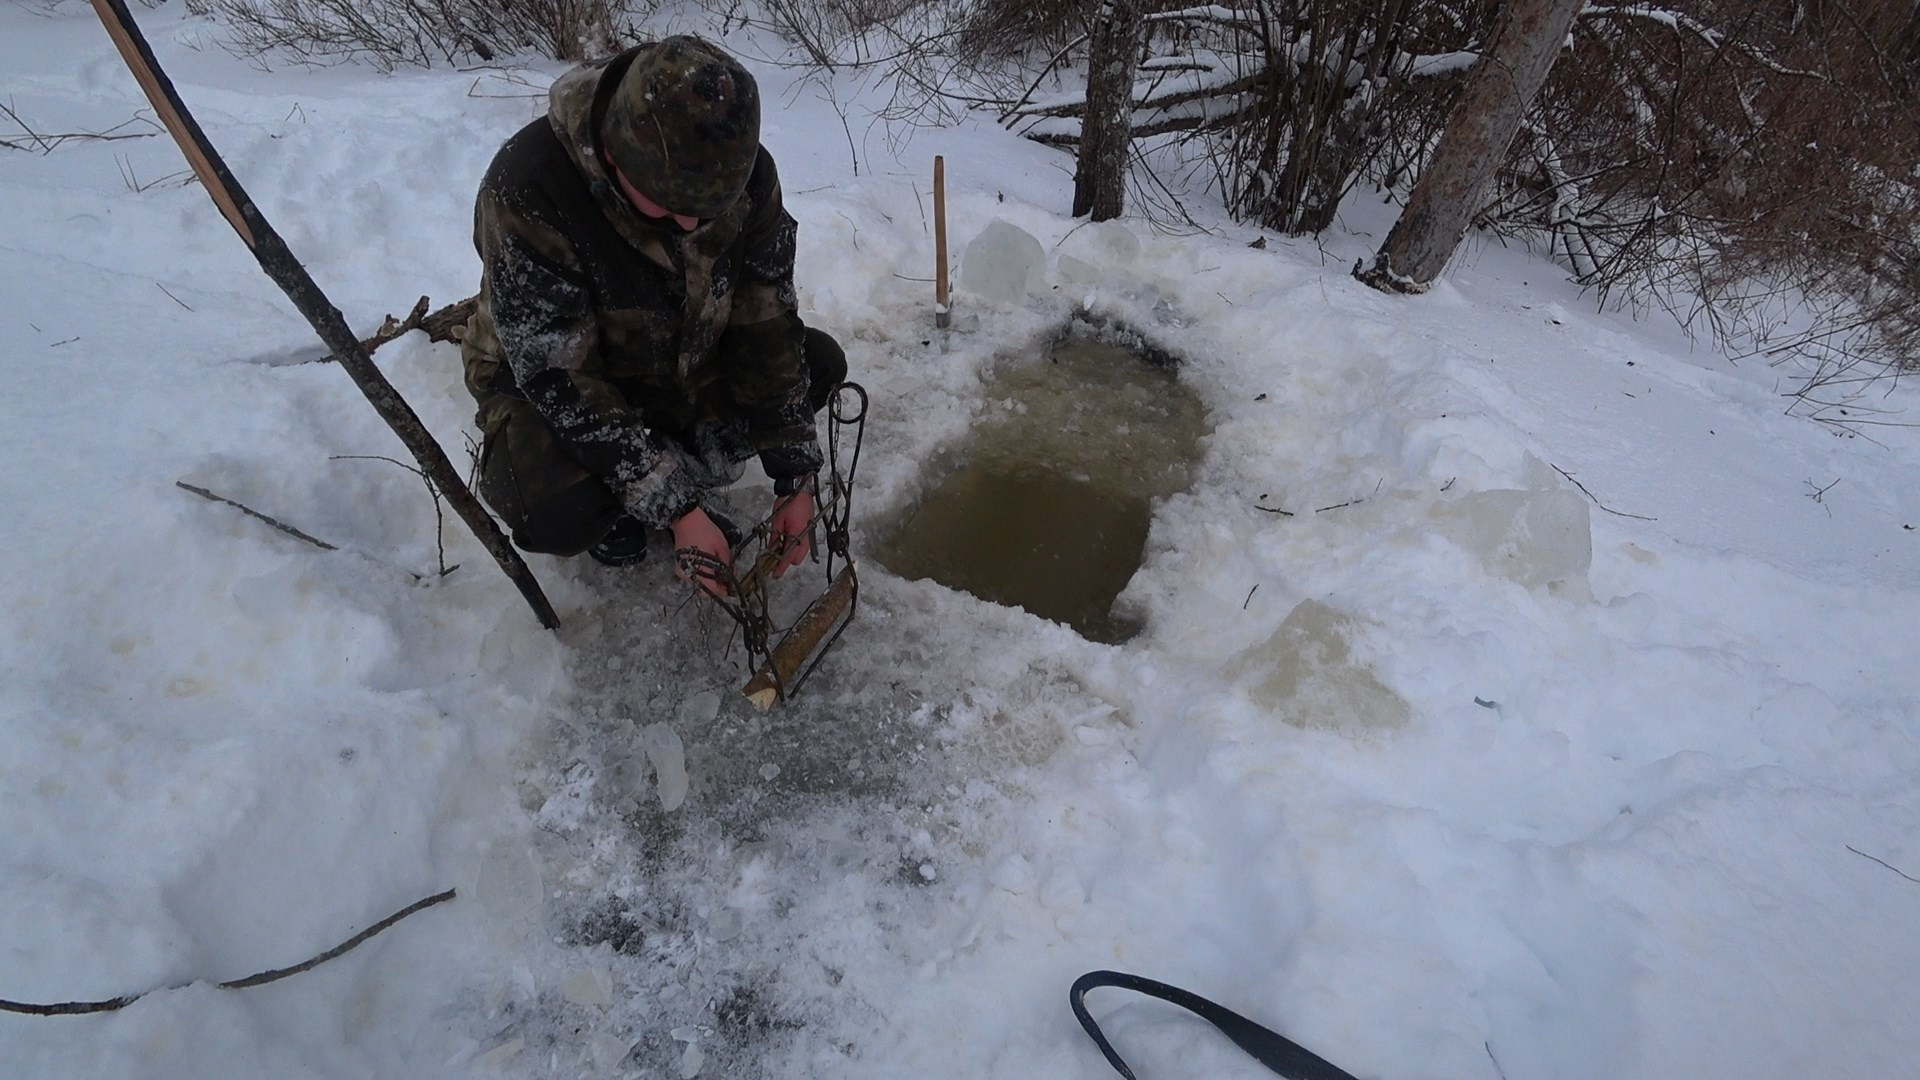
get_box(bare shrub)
[951,0,1090,61]
[185,0,640,68]
[991,0,1914,411]
[1484,0,1920,417]
[1002,0,1500,234]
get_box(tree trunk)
[1073,0,1144,221]
[1356,0,1584,292]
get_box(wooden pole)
[933,155,950,329]
[87,0,559,630]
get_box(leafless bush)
[1479,0,1920,417]
[1000,0,1498,234]
[741,0,942,66]
[950,0,1089,61]
[186,0,640,68]
[1,99,162,153]
[990,0,1915,406]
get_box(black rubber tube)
[1070,970,1362,1080]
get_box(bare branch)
[1848,845,1920,884]
[1551,463,1657,521]
[175,481,339,551]
[0,890,454,1016]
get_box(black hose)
[1070,970,1362,1080]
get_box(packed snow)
[3,5,1918,1079]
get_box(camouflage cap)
[602,36,761,221]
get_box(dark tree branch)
[88,0,557,629]
[1551,463,1657,521]
[0,889,455,1016]
[1848,845,1920,884]
[176,481,339,550]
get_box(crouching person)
[461,35,846,594]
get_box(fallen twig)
[1848,844,1920,884]
[1,99,159,154]
[330,454,455,576]
[175,481,337,551]
[465,71,546,99]
[1551,463,1657,521]
[1803,477,1841,504]
[220,889,454,989]
[320,295,429,363]
[304,296,472,366]
[1253,500,1294,516]
[420,295,476,342]
[1316,478,1383,514]
[155,281,193,311]
[117,153,192,192]
[1242,583,1258,609]
[0,889,454,1016]
[1486,1041,1511,1080]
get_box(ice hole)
[876,328,1210,644]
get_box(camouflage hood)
[543,46,753,270]
[544,52,616,189]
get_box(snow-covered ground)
[4,5,1918,1079]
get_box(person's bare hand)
[670,507,733,596]
[768,485,815,577]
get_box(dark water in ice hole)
[876,334,1211,644]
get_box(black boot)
[588,515,651,567]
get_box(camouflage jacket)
[461,44,821,528]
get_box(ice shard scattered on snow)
[638,723,689,811]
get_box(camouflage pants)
[475,328,847,556]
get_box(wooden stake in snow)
[87,0,559,630]
[933,155,950,329]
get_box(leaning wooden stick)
[933,155,950,330]
[87,0,559,630]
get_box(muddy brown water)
[876,333,1210,644]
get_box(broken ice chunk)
[1056,253,1101,285]
[473,1038,523,1070]
[587,1032,632,1073]
[561,961,613,1007]
[1082,219,1142,262]
[961,219,1045,303]
[677,690,720,727]
[1431,488,1592,590]
[1230,599,1410,731]
[638,723,688,811]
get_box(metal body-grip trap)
[680,382,867,709]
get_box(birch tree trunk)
[1073,0,1144,221]
[1356,0,1584,292]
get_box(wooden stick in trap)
[741,564,858,710]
